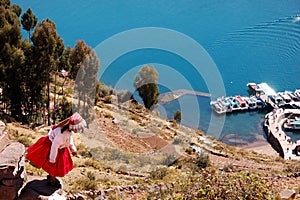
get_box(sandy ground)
[239,135,279,156]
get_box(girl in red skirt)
[26,112,87,186]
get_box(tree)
[69,40,91,79]
[31,19,64,125]
[11,4,22,17]
[0,0,10,7]
[21,8,38,40]
[134,65,159,110]
[174,110,182,123]
[0,3,24,118]
[75,48,100,124]
[70,40,100,125]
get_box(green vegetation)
[173,110,182,123]
[146,155,275,200]
[134,65,159,110]
[0,2,100,126]
[21,8,37,39]
[71,171,99,192]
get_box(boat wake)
[210,15,300,60]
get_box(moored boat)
[283,119,300,130]
[245,96,258,110]
[235,95,248,110]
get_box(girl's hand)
[49,162,55,166]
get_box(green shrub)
[17,136,32,147]
[83,158,103,170]
[129,112,140,122]
[196,152,211,168]
[147,169,275,199]
[185,147,194,155]
[77,143,92,157]
[173,110,181,123]
[149,167,168,180]
[104,95,112,104]
[73,171,98,191]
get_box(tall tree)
[0,3,25,118]
[69,40,91,79]
[134,65,159,110]
[31,19,64,125]
[21,8,37,40]
[71,41,100,124]
[0,0,10,7]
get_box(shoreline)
[238,135,279,156]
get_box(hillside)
[5,98,300,199]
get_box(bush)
[77,143,92,157]
[103,95,112,104]
[115,90,132,103]
[73,171,98,191]
[83,158,103,170]
[147,168,275,199]
[98,82,113,98]
[17,136,32,147]
[129,112,140,122]
[196,152,211,168]
[149,167,168,180]
[173,110,181,123]
[185,147,194,155]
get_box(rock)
[18,178,65,200]
[279,189,296,200]
[0,136,26,200]
[0,131,10,153]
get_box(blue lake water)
[13,0,300,143]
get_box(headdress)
[69,112,87,132]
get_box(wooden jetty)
[158,89,211,104]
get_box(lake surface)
[13,0,300,143]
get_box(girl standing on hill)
[26,112,87,187]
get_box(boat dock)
[210,82,300,114]
[210,82,300,160]
[264,109,300,160]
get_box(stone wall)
[0,122,26,200]
[264,119,284,158]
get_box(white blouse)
[48,127,77,163]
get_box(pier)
[264,109,300,160]
[159,89,211,104]
[211,82,300,160]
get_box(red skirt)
[26,136,74,177]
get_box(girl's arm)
[69,134,77,155]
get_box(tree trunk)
[47,81,50,126]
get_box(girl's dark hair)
[61,124,69,133]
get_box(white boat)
[271,94,285,107]
[288,91,300,102]
[245,96,258,110]
[235,95,249,110]
[211,96,236,114]
[284,119,300,130]
[210,100,227,114]
[256,97,265,109]
[227,96,241,111]
[278,92,292,104]
[294,89,300,97]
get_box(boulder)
[0,125,10,152]
[18,178,65,200]
[279,189,296,200]
[0,127,26,200]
